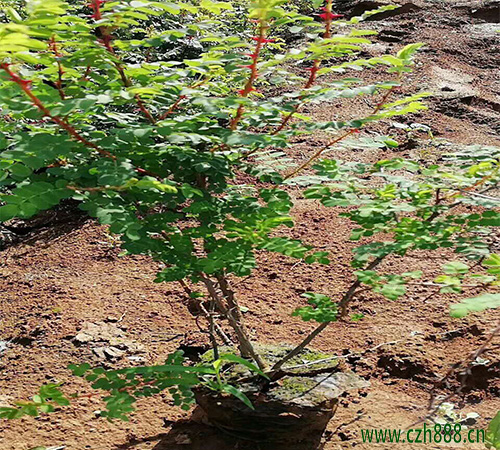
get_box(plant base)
[194,344,369,444]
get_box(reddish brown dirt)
[1,1,499,449]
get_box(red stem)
[1,64,162,179]
[158,95,186,121]
[80,65,92,81]
[281,80,400,179]
[157,78,208,121]
[49,36,66,100]
[273,0,334,133]
[1,63,114,159]
[90,0,156,124]
[229,20,269,130]
[135,94,157,124]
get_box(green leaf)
[10,163,32,178]
[292,293,338,323]
[134,177,178,193]
[0,204,18,222]
[0,407,23,419]
[200,0,232,14]
[379,283,406,301]
[221,384,254,410]
[397,43,425,62]
[450,294,500,318]
[435,275,462,293]
[486,410,500,450]
[484,254,500,274]
[443,261,469,275]
[68,363,91,377]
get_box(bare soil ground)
[1,1,499,449]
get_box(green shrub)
[0,0,498,422]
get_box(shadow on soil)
[116,413,325,450]
[0,200,87,250]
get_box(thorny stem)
[159,95,186,120]
[90,0,156,125]
[244,53,399,163]
[80,65,92,82]
[240,3,342,160]
[282,81,401,180]
[49,36,66,100]
[273,0,337,134]
[135,95,157,124]
[371,78,401,115]
[283,128,357,180]
[1,64,160,179]
[158,78,208,121]
[89,1,116,56]
[229,18,270,130]
[1,63,115,159]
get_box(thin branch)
[269,255,386,375]
[2,64,162,180]
[49,36,66,100]
[271,172,497,372]
[272,0,337,134]
[269,321,329,378]
[66,184,124,192]
[134,95,157,125]
[89,0,156,125]
[282,323,488,373]
[229,19,270,130]
[158,78,208,121]
[282,81,401,180]
[207,300,219,360]
[271,172,476,374]
[178,279,231,346]
[1,63,114,159]
[216,273,247,334]
[407,322,500,430]
[426,181,499,222]
[158,95,186,121]
[80,65,91,82]
[467,192,500,202]
[283,129,357,180]
[456,164,500,197]
[199,301,232,346]
[199,274,268,371]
